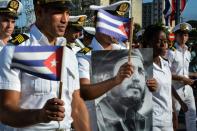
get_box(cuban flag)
[11,46,63,81]
[96,9,130,41]
[163,0,172,26]
[163,0,187,26]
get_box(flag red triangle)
[43,48,63,77]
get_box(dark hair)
[142,25,165,47]
[175,30,189,35]
[33,0,38,7]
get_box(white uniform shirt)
[0,25,79,131]
[0,40,4,51]
[167,42,191,89]
[77,37,125,79]
[0,40,5,46]
[0,37,12,51]
[152,56,172,127]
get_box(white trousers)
[175,85,196,131]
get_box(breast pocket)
[21,73,57,95]
[33,78,51,94]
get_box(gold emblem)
[180,23,189,31]
[79,47,92,54]
[116,3,129,16]
[8,0,19,10]
[77,16,86,26]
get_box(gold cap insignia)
[7,0,19,14]
[116,3,129,16]
[180,23,189,31]
[77,16,86,26]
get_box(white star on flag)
[51,59,58,67]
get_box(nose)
[132,72,140,83]
[61,11,69,23]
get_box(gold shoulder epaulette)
[169,46,176,51]
[9,34,29,45]
[78,47,92,54]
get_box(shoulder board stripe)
[9,34,29,45]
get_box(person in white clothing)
[148,25,173,131]
[0,0,91,131]
[0,0,23,51]
[64,15,87,54]
[167,22,196,131]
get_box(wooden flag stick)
[59,82,63,99]
[128,17,134,63]
[59,47,67,99]
[128,0,134,62]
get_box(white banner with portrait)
[91,48,153,131]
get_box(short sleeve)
[166,49,175,69]
[0,46,21,92]
[77,55,90,80]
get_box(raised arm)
[80,62,133,100]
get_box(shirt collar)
[174,42,188,52]
[90,37,104,51]
[153,56,168,71]
[30,24,50,45]
[0,40,5,46]
[0,36,12,46]
[30,24,67,46]
[90,37,126,51]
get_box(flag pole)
[128,0,134,63]
[58,47,66,99]
[128,17,134,63]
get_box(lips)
[6,29,13,33]
[127,84,142,93]
[58,26,66,31]
[129,88,141,94]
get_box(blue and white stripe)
[96,9,130,41]
[12,46,62,81]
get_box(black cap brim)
[43,1,75,10]
[175,30,189,34]
[68,24,83,32]
[0,9,18,19]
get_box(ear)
[34,6,43,19]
